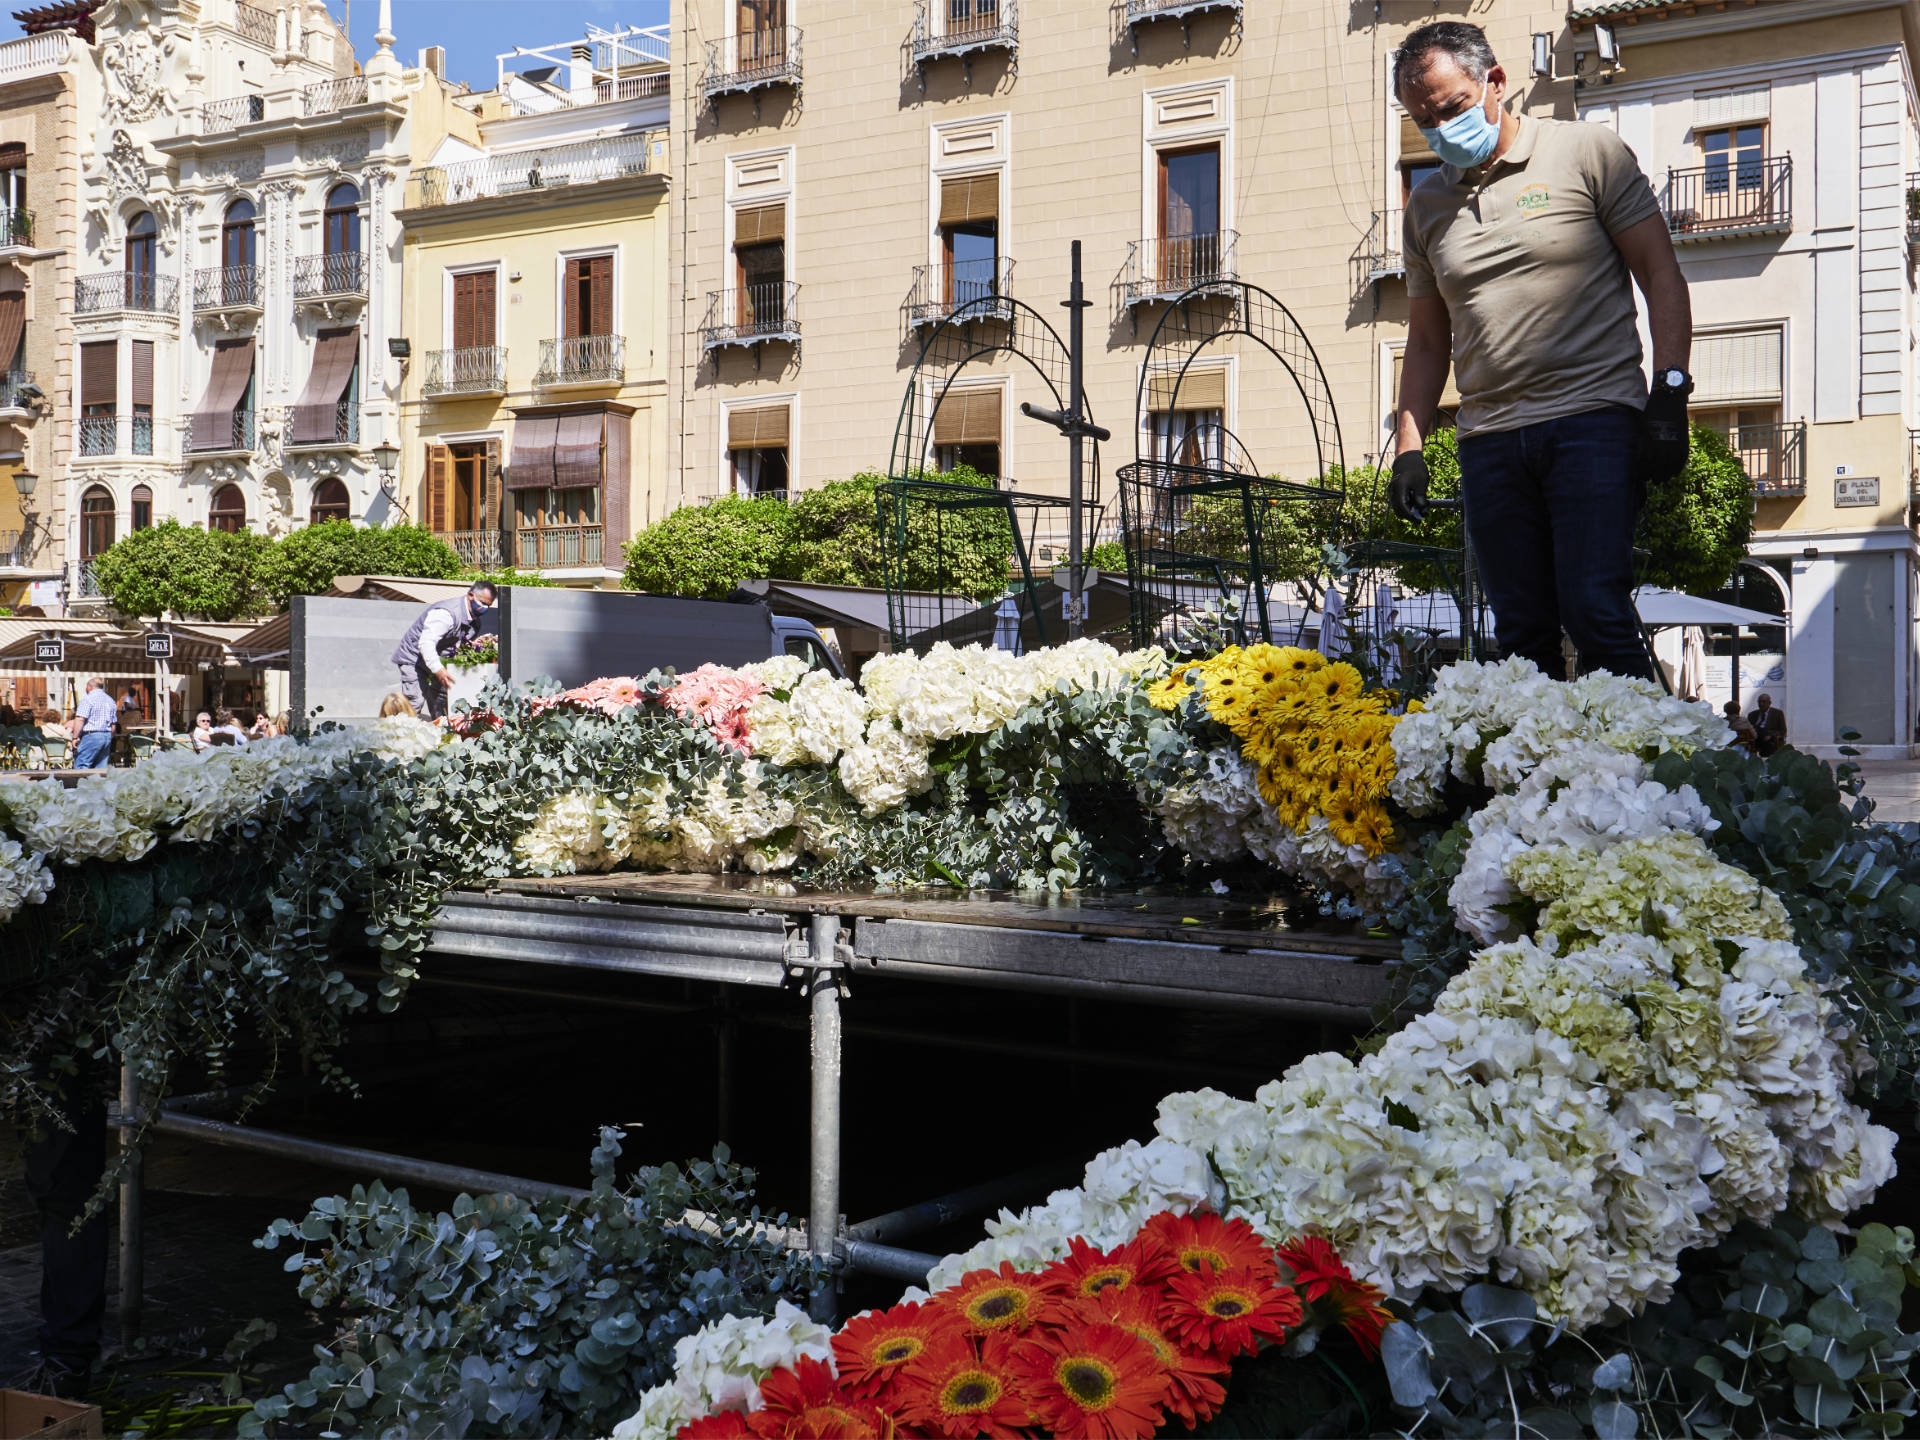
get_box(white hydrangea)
[742,654,811,692]
[749,671,870,767]
[837,720,933,816]
[514,790,630,874]
[612,1300,834,1440]
[0,834,52,925]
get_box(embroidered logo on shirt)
[1516,184,1551,219]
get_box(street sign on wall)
[1835,476,1880,508]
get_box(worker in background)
[390,580,495,721]
[1387,21,1693,682]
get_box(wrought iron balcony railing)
[408,130,660,208]
[536,334,626,387]
[1349,209,1404,293]
[1115,0,1240,50]
[201,92,265,134]
[131,412,152,455]
[294,251,367,299]
[423,346,508,397]
[287,401,359,449]
[0,207,32,248]
[1116,231,1238,308]
[234,1,275,45]
[302,75,369,114]
[194,264,263,312]
[702,281,801,352]
[437,529,505,570]
[911,0,1018,70]
[1662,154,1792,240]
[187,409,256,455]
[78,414,117,456]
[0,369,34,413]
[76,271,176,315]
[516,524,605,570]
[1714,419,1806,497]
[1907,174,1920,248]
[703,26,802,103]
[904,257,1014,328]
[77,559,105,597]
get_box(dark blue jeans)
[23,1097,108,1366]
[1457,405,1654,682]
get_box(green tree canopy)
[1637,424,1755,595]
[88,521,273,620]
[621,495,799,600]
[259,522,464,611]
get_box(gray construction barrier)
[498,588,775,689]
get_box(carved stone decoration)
[262,472,293,536]
[210,150,267,187]
[86,130,176,242]
[195,457,251,486]
[102,27,178,123]
[307,138,369,170]
[257,406,286,470]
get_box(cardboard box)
[0,1390,103,1440]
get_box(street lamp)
[11,468,36,504]
[370,440,408,521]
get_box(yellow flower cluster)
[1156,645,1402,855]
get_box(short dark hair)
[1394,21,1498,97]
[469,579,497,599]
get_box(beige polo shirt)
[1403,114,1661,437]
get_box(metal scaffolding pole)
[116,1060,143,1348]
[807,913,843,1320]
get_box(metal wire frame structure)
[880,291,1104,650]
[1116,281,1346,652]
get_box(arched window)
[324,183,360,256]
[80,485,114,558]
[309,477,350,524]
[222,198,256,272]
[125,211,156,277]
[131,483,152,531]
[209,483,246,534]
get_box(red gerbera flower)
[678,1412,753,1439]
[895,1332,1030,1439]
[1044,1234,1179,1304]
[832,1300,958,1403]
[951,1261,1051,1336]
[1011,1320,1170,1440]
[1139,1211,1278,1283]
[1069,1286,1230,1429]
[745,1356,891,1439]
[1165,1265,1304,1361]
[1278,1237,1395,1360]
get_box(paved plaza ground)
[1858,756,1920,823]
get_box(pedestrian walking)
[71,678,117,769]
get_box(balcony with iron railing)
[702,281,801,353]
[302,75,369,114]
[76,271,177,316]
[438,529,505,570]
[234,1,276,45]
[0,207,32,251]
[0,369,34,417]
[407,129,660,209]
[423,346,509,398]
[1114,0,1240,50]
[77,559,105,597]
[1715,420,1807,497]
[294,251,367,305]
[1662,154,1792,241]
[1348,210,1403,293]
[904,257,1015,329]
[187,409,256,456]
[1116,231,1238,308]
[286,401,360,449]
[516,524,605,570]
[911,1,1018,75]
[536,334,626,387]
[78,414,116,457]
[131,412,153,455]
[201,92,265,134]
[593,71,670,103]
[193,264,263,316]
[1907,175,1920,250]
[703,26,802,104]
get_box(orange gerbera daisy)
[1011,1321,1170,1440]
[1045,1234,1179,1303]
[745,1357,891,1439]
[1139,1211,1278,1283]
[1165,1265,1304,1361]
[1070,1287,1230,1430]
[951,1261,1050,1336]
[677,1412,753,1439]
[1276,1236,1394,1359]
[833,1299,958,1402]
[896,1332,1030,1439]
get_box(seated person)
[1723,701,1759,753]
[210,708,250,746]
[191,712,215,751]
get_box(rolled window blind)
[932,388,1001,445]
[939,174,998,226]
[81,341,116,405]
[1694,84,1769,130]
[734,203,785,245]
[130,341,154,407]
[508,413,560,491]
[728,403,790,449]
[1693,328,1782,404]
[1146,366,1227,412]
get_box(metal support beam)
[807,913,843,1320]
[116,1060,143,1348]
[848,1163,1076,1245]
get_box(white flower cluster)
[1390,660,1732,814]
[516,763,802,878]
[0,720,444,926]
[612,1300,833,1440]
[0,833,52,921]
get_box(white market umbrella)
[1321,586,1350,659]
[1634,586,1781,629]
[992,595,1022,655]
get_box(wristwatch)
[1653,367,1693,395]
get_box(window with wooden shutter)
[931,388,1001,446]
[453,270,496,350]
[565,255,613,339]
[734,204,785,246]
[727,403,790,449]
[939,175,998,226]
[426,443,450,533]
[1146,367,1227,413]
[80,341,116,409]
[484,437,503,530]
[130,341,154,409]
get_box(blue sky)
[0,0,670,92]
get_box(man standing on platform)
[1387,21,1694,681]
[390,580,495,721]
[71,678,117,768]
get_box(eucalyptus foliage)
[246,1130,816,1439]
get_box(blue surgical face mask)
[1419,80,1501,169]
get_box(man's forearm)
[1646,265,1692,374]
[1394,296,1454,456]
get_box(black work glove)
[1639,386,1691,485]
[1388,450,1431,522]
